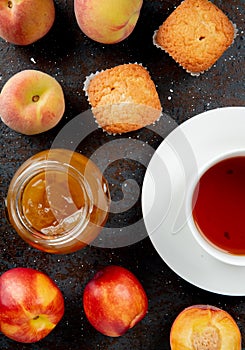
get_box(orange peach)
[0,267,64,343]
[0,0,55,45]
[170,304,241,350]
[74,0,143,44]
[0,70,65,135]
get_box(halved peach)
[170,305,241,350]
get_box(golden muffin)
[153,0,236,75]
[84,63,162,134]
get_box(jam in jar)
[6,149,110,254]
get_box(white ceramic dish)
[142,106,245,296]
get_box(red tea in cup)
[192,156,245,255]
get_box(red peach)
[0,70,65,135]
[83,265,148,337]
[0,267,64,343]
[0,0,55,45]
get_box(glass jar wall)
[6,149,110,254]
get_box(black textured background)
[0,0,245,349]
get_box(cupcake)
[153,0,236,75]
[84,63,162,134]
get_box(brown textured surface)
[154,0,235,73]
[0,0,245,349]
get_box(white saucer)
[142,107,245,296]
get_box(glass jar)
[6,149,110,254]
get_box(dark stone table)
[0,1,245,349]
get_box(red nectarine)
[83,265,148,337]
[0,267,64,343]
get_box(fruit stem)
[8,1,13,8]
[32,95,40,102]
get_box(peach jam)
[6,149,110,254]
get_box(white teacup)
[186,150,245,266]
